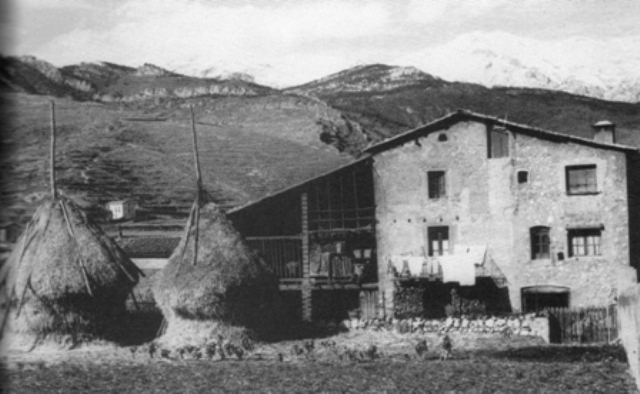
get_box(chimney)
[592,120,616,144]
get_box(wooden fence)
[545,305,618,344]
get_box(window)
[428,226,449,256]
[438,133,448,142]
[530,226,550,260]
[489,127,509,158]
[428,171,446,199]
[568,229,601,257]
[566,165,597,195]
[517,171,529,184]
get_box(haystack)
[1,196,142,348]
[152,201,279,348]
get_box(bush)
[393,286,424,319]
[395,284,487,319]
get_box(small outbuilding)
[106,200,136,221]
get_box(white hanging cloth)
[438,245,486,286]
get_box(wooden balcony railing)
[246,236,303,280]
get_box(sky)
[4,0,640,87]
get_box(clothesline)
[388,245,488,286]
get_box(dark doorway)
[521,286,570,313]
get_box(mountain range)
[396,32,640,104]
[162,32,640,103]
[1,55,639,228]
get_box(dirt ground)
[3,331,541,365]
[2,331,638,393]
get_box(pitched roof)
[364,109,638,155]
[229,109,638,216]
[117,236,180,258]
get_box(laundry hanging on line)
[438,245,487,286]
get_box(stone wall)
[618,284,640,391]
[374,119,633,316]
[339,314,550,343]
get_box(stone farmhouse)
[226,110,640,322]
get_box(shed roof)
[117,236,180,258]
[227,156,373,215]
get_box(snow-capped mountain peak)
[397,31,640,102]
[288,64,443,95]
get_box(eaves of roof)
[363,109,639,155]
[228,109,638,217]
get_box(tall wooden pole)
[301,192,312,321]
[190,105,201,266]
[50,100,57,198]
[190,105,202,190]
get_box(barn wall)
[374,120,633,316]
[229,193,302,237]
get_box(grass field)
[1,93,353,226]
[4,356,635,393]
[3,334,637,393]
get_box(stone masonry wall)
[374,120,632,316]
[339,314,550,343]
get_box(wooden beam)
[190,105,202,188]
[49,101,57,198]
[190,105,202,266]
[278,282,378,292]
[301,192,312,321]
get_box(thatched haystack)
[1,196,141,347]
[153,201,279,348]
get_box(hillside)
[2,58,640,229]
[287,64,640,146]
[4,56,638,147]
[1,56,274,102]
[0,93,355,227]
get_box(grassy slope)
[1,93,352,225]
[301,80,640,147]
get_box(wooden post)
[190,105,202,265]
[606,304,610,343]
[301,192,312,321]
[190,105,202,189]
[50,101,57,198]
